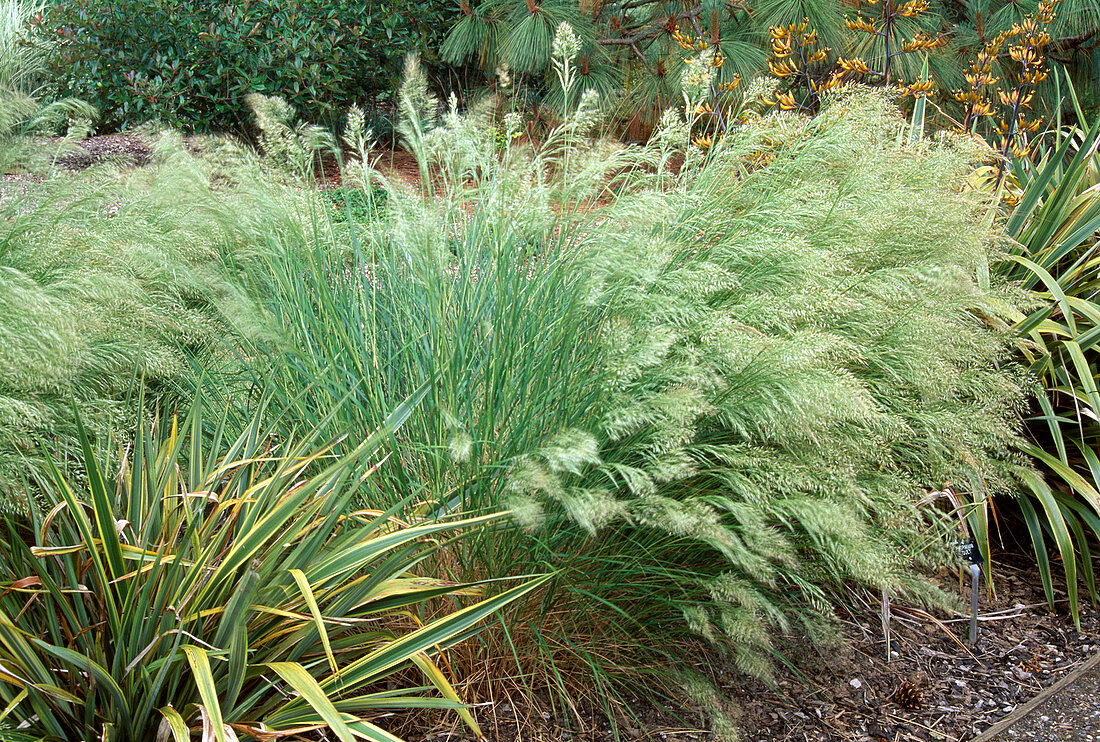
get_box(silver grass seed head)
[551,22,581,64]
[345,105,365,143]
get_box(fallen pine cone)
[891,679,923,710]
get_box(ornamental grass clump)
[225,43,1030,727]
[0,137,285,507]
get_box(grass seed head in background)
[0,391,544,742]
[0,133,288,508]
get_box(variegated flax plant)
[0,390,546,742]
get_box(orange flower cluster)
[845,16,876,34]
[672,25,741,150]
[837,0,943,98]
[718,76,741,93]
[767,91,800,110]
[953,0,1058,158]
[901,33,946,53]
[763,21,836,111]
[899,77,935,98]
[672,28,708,52]
[896,0,929,17]
[837,57,871,74]
[769,21,819,58]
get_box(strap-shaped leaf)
[157,706,191,742]
[266,662,355,742]
[1008,254,1077,335]
[315,575,550,696]
[288,569,337,677]
[183,646,225,742]
[1019,471,1080,628]
[411,652,482,737]
[1024,443,1100,511]
[28,639,132,732]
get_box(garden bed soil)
[724,552,1100,742]
[408,552,1099,742]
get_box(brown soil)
[403,552,1098,742]
[723,552,1100,742]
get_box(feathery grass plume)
[0,0,46,96]
[0,107,343,507]
[203,74,1032,734]
[246,93,337,179]
[0,0,93,173]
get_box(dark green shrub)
[37,0,452,132]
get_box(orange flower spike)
[719,74,742,92]
[838,57,870,73]
[768,59,793,77]
[847,16,876,33]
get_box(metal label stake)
[954,538,984,644]
[968,562,981,644]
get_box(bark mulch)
[723,553,1100,742]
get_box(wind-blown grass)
[198,79,1032,730]
[0,131,296,506]
[0,25,1033,730]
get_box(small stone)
[850,678,862,689]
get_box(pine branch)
[596,5,703,46]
